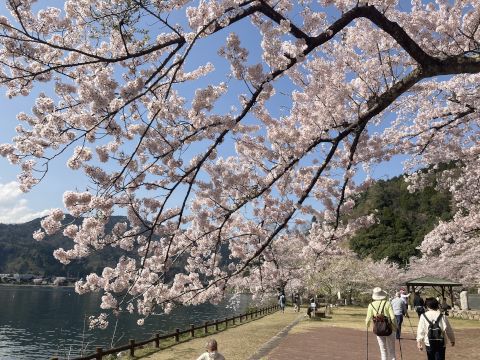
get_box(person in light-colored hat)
[372,287,388,300]
[366,287,397,360]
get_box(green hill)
[349,175,452,266]
[0,215,128,277]
[0,174,453,276]
[0,215,230,279]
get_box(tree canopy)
[349,174,452,265]
[0,0,479,326]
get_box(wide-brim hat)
[372,287,387,300]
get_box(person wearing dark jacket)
[414,292,425,317]
[440,297,452,316]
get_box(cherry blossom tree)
[1,0,479,325]
[404,165,480,286]
[305,253,406,301]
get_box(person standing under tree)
[391,291,408,339]
[417,297,455,360]
[366,287,397,360]
[294,292,301,312]
[279,292,286,313]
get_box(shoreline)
[0,283,75,288]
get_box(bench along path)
[262,326,478,360]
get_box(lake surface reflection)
[0,285,251,359]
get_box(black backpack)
[423,313,445,347]
[370,301,392,336]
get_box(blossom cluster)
[0,0,479,326]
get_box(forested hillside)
[0,216,230,278]
[0,216,128,277]
[349,175,452,266]
[0,174,452,276]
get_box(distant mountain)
[2,173,451,276]
[0,215,128,277]
[0,215,230,280]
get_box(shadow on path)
[261,326,477,360]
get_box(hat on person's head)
[372,287,388,300]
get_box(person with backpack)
[366,287,397,360]
[416,297,455,360]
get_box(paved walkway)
[248,315,303,360]
[139,307,479,360]
[260,324,478,360]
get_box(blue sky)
[0,1,408,224]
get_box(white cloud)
[0,181,22,204]
[0,181,52,224]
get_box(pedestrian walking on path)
[294,292,300,312]
[279,292,286,313]
[366,287,397,360]
[440,297,452,317]
[417,297,455,360]
[414,292,426,318]
[399,287,410,305]
[307,297,316,318]
[391,291,409,340]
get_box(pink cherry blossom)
[0,0,479,326]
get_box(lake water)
[470,294,480,310]
[0,285,252,359]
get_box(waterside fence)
[51,305,279,360]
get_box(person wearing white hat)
[366,287,397,360]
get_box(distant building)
[13,273,36,282]
[53,277,67,286]
[0,274,15,283]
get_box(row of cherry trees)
[0,0,479,326]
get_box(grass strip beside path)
[138,311,299,360]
